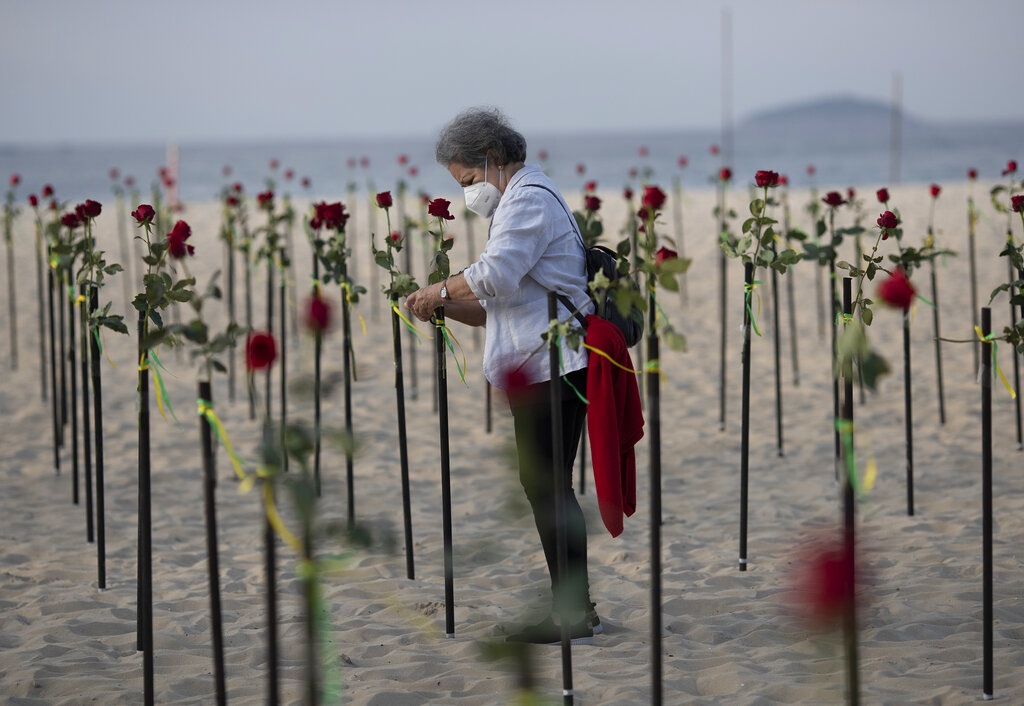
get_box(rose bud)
[629,167,638,179]
[301,177,311,189]
[623,188,633,200]
[584,180,597,193]
[427,197,455,221]
[49,199,58,211]
[226,195,239,207]
[779,175,789,186]
[10,173,21,186]
[719,167,732,181]
[222,165,232,177]
[584,195,601,212]
[124,176,135,188]
[28,194,38,208]
[397,153,409,165]
[284,169,294,181]
[967,168,978,180]
[304,292,331,334]
[638,145,649,157]
[376,191,393,209]
[81,199,102,219]
[162,177,175,189]
[232,182,243,193]
[346,157,356,169]
[269,159,279,170]
[806,164,816,176]
[1011,195,1024,213]
[158,166,168,179]
[878,268,916,311]
[678,155,688,168]
[576,163,585,176]
[109,168,119,180]
[822,191,846,208]
[61,212,80,229]
[929,184,941,198]
[655,246,678,265]
[755,170,779,188]
[847,187,856,201]
[246,332,277,371]
[876,188,890,204]
[41,184,54,197]
[166,220,194,258]
[709,144,720,156]
[408,166,419,177]
[359,156,370,168]
[257,191,274,210]
[538,149,549,161]
[1002,160,1017,176]
[642,185,667,211]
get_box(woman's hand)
[405,283,442,322]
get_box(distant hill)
[740,96,923,135]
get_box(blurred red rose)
[878,268,915,310]
[158,167,168,179]
[1011,195,1024,213]
[538,149,548,161]
[376,191,393,209]
[284,169,294,181]
[719,167,732,181]
[61,212,80,229]
[246,332,277,371]
[876,188,889,204]
[929,184,941,198]
[346,157,356,169]
[124,177,135,188]
[162,177,175,189]
[257,191,274,210]
[313,201,347,231]
[389,232,402,246]
[822,191,845,208]
[847,187,856,201]
[584,195,601,212]
[10,173,21,186]
[408,166,419,177]
[629,167,638,179]
[109,168,119,180]
[709,144,720,156]
[80,199,102,219]
[642,185,667,211]
[304,292,331,333]
[49,199,58,211]
[269,159,279,170]
[967,168,978,180]
[677,155,688,168]
[359,156,370,168]
[779,175,789,186]
[806,164,816,176]
[166,220,194,258]
[754,170,779,188]
[638,145,649,157]
[576,163,585,176]
[28,194,38,208]
[222,165,232,177]
[301,177,311,189]
[397,154,409,165]
[232,182,243,193]
[584,180,597,193]
[655,246,678,265]
[789,536,855,627]
[623,187,633,200]
[427,198,455,221]
[41,184,54,198]
[1002,160,1017,176]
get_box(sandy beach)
[1,179,1023,705]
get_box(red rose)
[124,176,134,188]
[638,145,649,157]
[166,220,194,259]
[397,153,409,165]
[629,167,638,179]
[822,191,845,208]
[246,332,277,371]
[41,184,54,198]
[314,201,348,230]
[9,173,20,186]
[158,166,168,179]
[876,210,898,237]
[623,188,633,200]
[49,199,58,211]
[584,195,601,212]
[427,197,455,221]
[162,177,175,189]
[876,188,889,204]
[346,157,356,169]
[304,293,331,333]
[61,212,80,229]
[929,184,941,198]
[582,180,595,193]
[81,199,102,219]
[709,144,720,156]
[719,167,732,181]
[359,156,370,168]
[1002,160,1017,176]
[655,246,678,265]
[269,159,279,170]
[421,193,430,205]
[225,195,239,207]
[1011,195,1024,213]
[301,177,311,189]
[376,191,393,209]
[109,168,119,180]
[806,164,816,176]
[257,191,274,210]
[790,537,855,627]
[389,232,402,246]
[642,185,667,211]
[408,166,419,177]
[779,174,789,186]
[284,169,294,181]
[846,187,856,201]
[575,163,585,176]
[754,170,779,188]
[878,268,916,311]
[28,194,38,208]
[677,155,688,168]
[967,168,978,180]
[538,149,548,161]
[222,165,232,177]
[232,182,243,193]
[75,203,88,220]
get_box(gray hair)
[434,107,527,168]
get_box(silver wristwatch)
[440,279,449,300]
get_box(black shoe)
[587,602,603,635]
[505,616,594,645]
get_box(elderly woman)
[405,107,598,645]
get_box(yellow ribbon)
[340,282,367,336]
[435,319,467,383]
[975,326,1017,399]
[262,481,303,552]
[197,399,246,480]
[744,281,763,336]
[392,303,431,341]
[582,342,643,374]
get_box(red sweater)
[584,315,644,537]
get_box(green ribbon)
[744,280,764,337]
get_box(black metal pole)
[280,274,288,473]
[485,382,492,434]
[784,211,800,387]
[391,297,415,579]
[313,255,322,496]
[578,426,587,495]
[831,254,840,476]
[967,200,979,374]
[1009,253,1022,450]
[547,294,575,706]
[841,276,859,706]
[903,313,914,516]
[227,241,236,403]
[930,255,946,425]
[59,266,68,440]
[245,244,255,420]
[718,194,728,431]
[48,267,61,476]
[980,306,993,700]
[68,278,80,507]
[198,381,227,706]
[646,288,663,704]
[263,483,280,706]
[266,261,274,420]
[6,235,17,369]
[435,306,455,638]
[342,259,354,529]
[137,310,154,706]
[739,262,752,571]
[771,252,784,457]
[80,285,94,543]
[90,288,106,590]
[35,224,46,401]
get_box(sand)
[1,178,1023,705]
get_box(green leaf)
[749,199,765,217]
[742,217,755,234]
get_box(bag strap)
[520,183,589,330]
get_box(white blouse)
[463,164,593,388]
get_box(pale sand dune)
[1,179,1023,704]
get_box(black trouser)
[508,368,590,615]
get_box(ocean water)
[1,120,1021,204]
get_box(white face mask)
[463,157,502,218]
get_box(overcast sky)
[2,0,1021,144]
